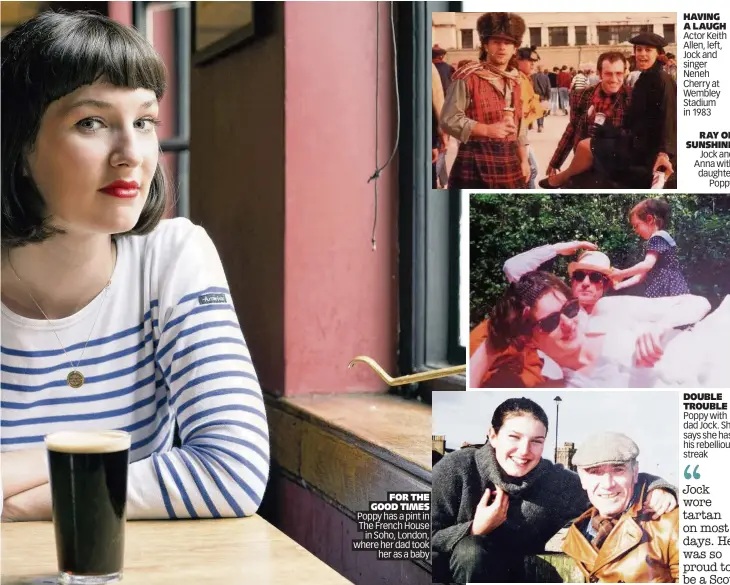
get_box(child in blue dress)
[612,199,690,297]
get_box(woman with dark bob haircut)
[1,12,269,522]
[432,396,677,583]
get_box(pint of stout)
[45,430,131,584]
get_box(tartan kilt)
[449,139,527,189]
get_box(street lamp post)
[553,396,562,462]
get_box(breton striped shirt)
[1,218,269,519]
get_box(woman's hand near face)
[471,487,509,536]
[645,488,677,520]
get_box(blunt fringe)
[1,10,169,248]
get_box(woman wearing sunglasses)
[470,243,612,388]
[487,271,729,387]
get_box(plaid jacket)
[449,65,527,188]
[549,84,631,170]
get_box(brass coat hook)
[348,355,466,386]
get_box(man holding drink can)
[440,12,531,189]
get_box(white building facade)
[432,12,677,70]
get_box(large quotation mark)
[684,464,701,480]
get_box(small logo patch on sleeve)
[198,293,227,305]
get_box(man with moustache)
[540,33,677,189]
[545,52,630,180]
[440,12,530,188]
[563,432,679,583]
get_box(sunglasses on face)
[534,298,581,334]
[571,270,606,284]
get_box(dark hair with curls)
[630,198,671,230]
[487,271,573,352]
[1,11,169,248]
[491,397,549,435]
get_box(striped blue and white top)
[1,218,269,519]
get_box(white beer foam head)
[45,430,131,454]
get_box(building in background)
[433,12,677,70]
[432,435,446,456]
[556,442,577,471]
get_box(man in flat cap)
[540,31,677,189]
[563,432,679,583]
[440,12,531,189]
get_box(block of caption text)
[352,492,430,561]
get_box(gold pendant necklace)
[6,253,112,389]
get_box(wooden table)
[1,516,354,585]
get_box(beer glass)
[45,430,131,584]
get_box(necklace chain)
[5,251,112,387]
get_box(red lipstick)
[99,180,139,199]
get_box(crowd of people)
[431,12,678,190]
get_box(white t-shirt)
[1,218,269,519]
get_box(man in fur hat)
[440,12,531,188]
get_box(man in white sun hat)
[504,242,615,315]
[470,241,615,387]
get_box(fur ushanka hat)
[477,12,526,45]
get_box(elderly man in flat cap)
[540,31,677,189]
[440,12,531,189]
[563,432,679,583]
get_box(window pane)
[575,26,587,46]
[461,28,473,49]
[140,2,191,218]
[663,23,675,44]
[597,24,651,45]
[529,27,541,47]
[548,26,568,47]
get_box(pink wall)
[190,3,397,396]
[107,1,131,26]
[283,2,398,395]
